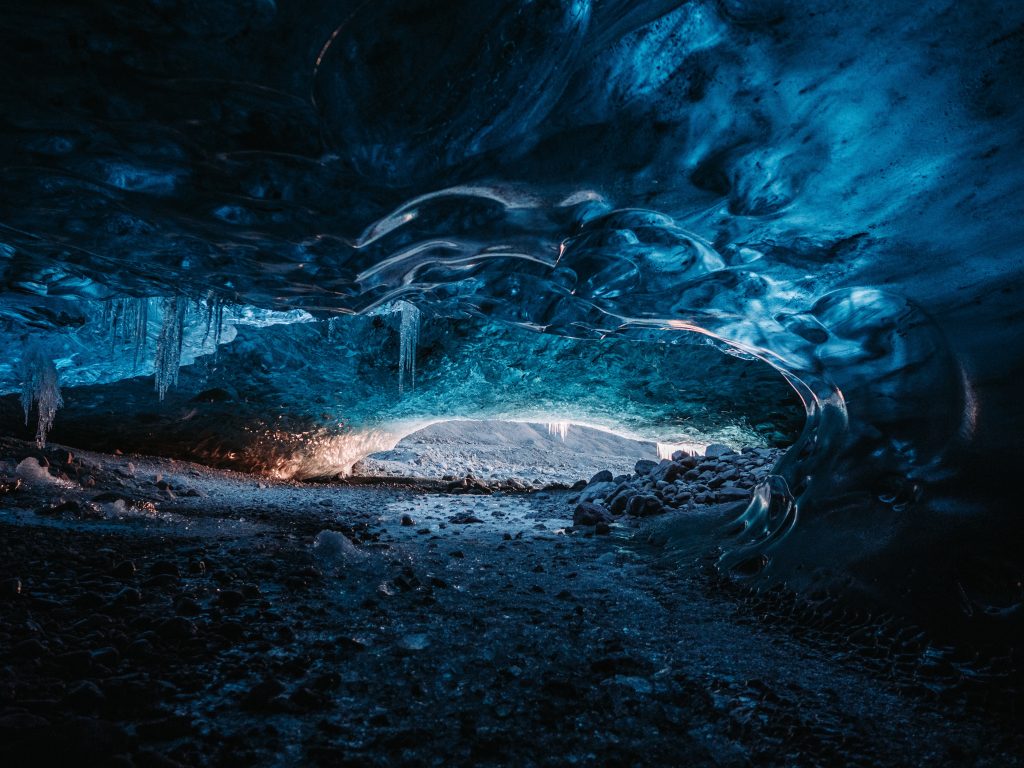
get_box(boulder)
[705,443,735,458]
[573,502,613,526]
[634,459,658,475]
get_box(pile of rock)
[571,443,784,528]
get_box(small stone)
[401,514,414,526]
[157,616,197,640]
[242,677,286,711]
[14,638,47,657]
[66,680,106,710]
[449,513,484,524]
[595,522,611,535]
[112,560,137,579]
[0,577,22,598]
[150,561,180,578]
[175,596,202,616]
[217,589,245,610]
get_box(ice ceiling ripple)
[1,0,1022,634]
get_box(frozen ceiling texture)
[0,0,1022,634]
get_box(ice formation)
[18,346,63,448]
[0,0,1021,631]
[547,422,571,441]
[154,297,188,400]
[397,300,419,395]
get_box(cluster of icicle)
[15,293,231,449]
[546,422,570,440]
[103,294,227,401]
[19,345,63,448]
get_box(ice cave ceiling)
[1,1,1023,628]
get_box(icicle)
[132,297,149,372]
[19,347,63,448]
[396,300,419,395]
[154,296,187,400]
[213,298,224,356]
[201,294,226,360]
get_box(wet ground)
[0,440,1020,767]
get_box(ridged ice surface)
[0,0,1022,630]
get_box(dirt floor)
[0,439,1020,767]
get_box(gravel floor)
[0,439,1020,767]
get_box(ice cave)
[0,1,1021,765]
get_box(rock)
[578,480,616,504]
[449,513,484,524]
[175,596,202,616]
[634,459,658,475]
[157,616,197,640]
[217,589,245,610]
[401,513,414,526]
[37,498,82,516]
[112,560,137,579]
[705,443,735,458]
[66,680,106,711]
[91,646,120,667]
[0,577,22,598]
[595,521,611,535]
[242,677,286,711]
[627,495,665,517]
[588,470,614,485]
[608,489,631,515]
[573,502,613,526]
[14,638,47,657]
[114,587,142,605]
[150,561,180,578]
[651,461,683,484]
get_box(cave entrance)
[349,418,708,488]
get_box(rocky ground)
[0,437,1020,767]
[567,444,783,526]
[351,420,668,487]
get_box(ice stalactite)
[397,300,419,395]
[202,295,226,360]
[154,297,187,400]
[18,346,62,448]
[103,297,150,371]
